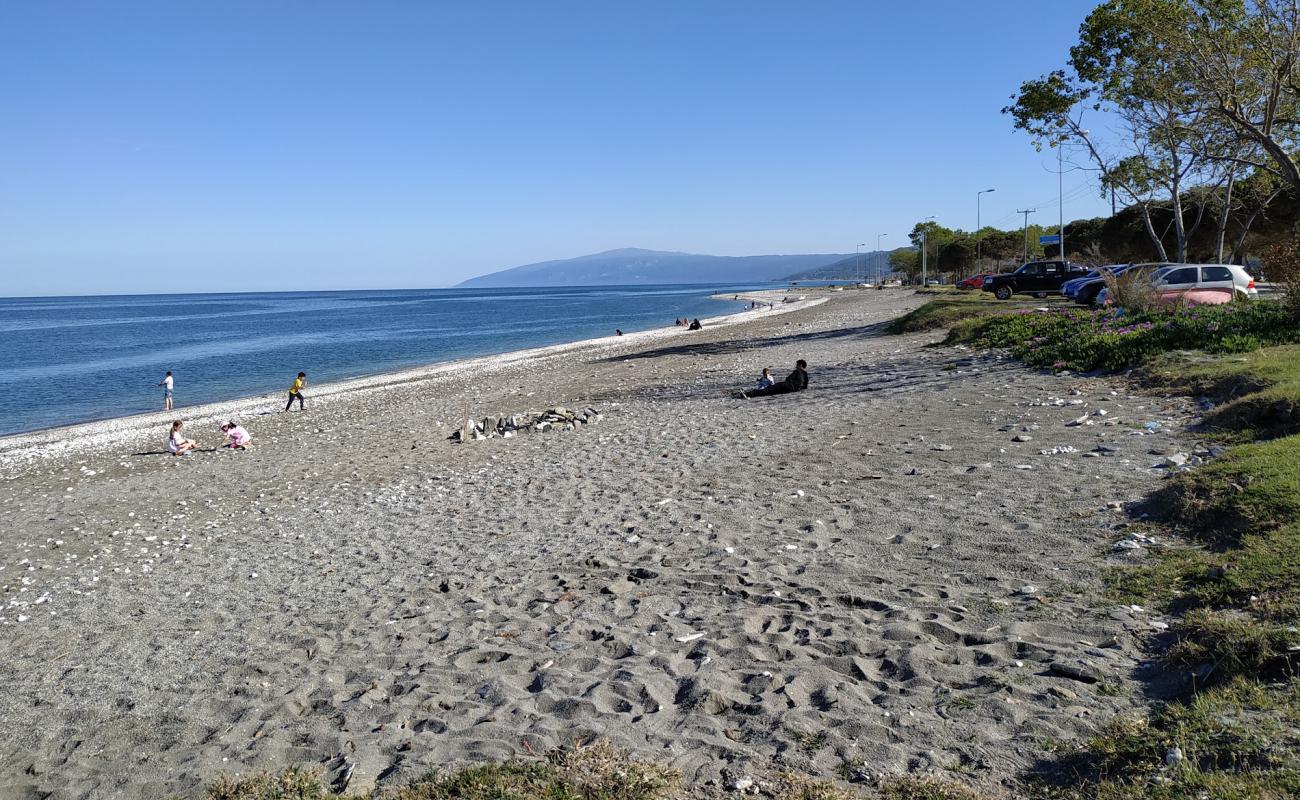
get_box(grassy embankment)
[907,296,1300,798]
[201,743,986,800]
[887,290,1055,334]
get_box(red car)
[957,273,993,290]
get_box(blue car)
[1063,263,1134,306]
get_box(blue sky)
[0,1,1112,295]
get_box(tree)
[1160,0,1300,194]
[938,239,974,276]
[889,248,921,281]
[1004,0,1240,262]
[908,220,956,279]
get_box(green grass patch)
[1051,679,1300,798]
[1162,436,1300,539]
[1146,346,1300,440]
[201,744,1000,800]
[887,293,1040,334]
[947,300,1300,373]
[206,744,680,800]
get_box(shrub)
[950,301,1300,373]
[1101,268,1159,312]
[1166,609,1296,682]
[1259,237,1300,322]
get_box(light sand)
[0,290,1197,798]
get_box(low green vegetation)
[887,293,1043,334]
[946,301,1300,373]
[205,745,680,800]
[1147,345,1300,440]
[201,745,993,800]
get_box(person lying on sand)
[166,420,199,455]
[740,360,807,398]
[756,368,775,390]
[220,421,251,450]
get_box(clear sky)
[1,1,1113,296]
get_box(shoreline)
[0,290,822,470]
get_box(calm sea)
[0,285,758,436]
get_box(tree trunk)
[1168,144,1187,262]
[1215,172,1235,263]
[1138,202,1170,261]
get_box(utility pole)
[1016,208,1036,264]
[976,188,996,276]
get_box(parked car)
[957,273,994,290]
[981,260,1088,300]
[1096,263,1258,306]
[925,279,941,286]
[1060,264,1131,305]
[1152,263,1257,303]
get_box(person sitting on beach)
[740,360,808,398]
[756,368,775,390]
[688,318,702,331]
[616,329,623,336]
[220,421,251,450]
[166,420,198,455]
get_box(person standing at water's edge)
[285,372,306,412]
[158,371,174,411]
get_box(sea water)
[0,284,759,436]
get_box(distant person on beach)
[220,421,251,450]
[285,372,306,411]
[616,329,623,336]
[166,420,198,455]
[688,318,702,331]
[158,371,174,411]
[756,368,775,390]
[740,360,808,398]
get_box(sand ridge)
[0,290,1198,798]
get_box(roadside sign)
[1039,234,1061,245]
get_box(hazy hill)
[457,248,851,287]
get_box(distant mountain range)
[456,248,857,287]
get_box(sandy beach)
[0,289,1199,798]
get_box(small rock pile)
[448,406,602,442]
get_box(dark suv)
[981,260,1088,300]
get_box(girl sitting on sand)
[166,421,198,456]
[220,421,251,450]
[756,368,775,390]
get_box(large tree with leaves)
[1164,0,1300,193]
[1005,0,1233,262]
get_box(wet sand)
[0,289,1197,798]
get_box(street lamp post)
[876,233,888,284]
[976,188,995,275]
[1059,131,1088,261]
[920,215,935,286]
[855,243,866,282]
